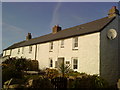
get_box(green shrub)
[26,77,54,88]
[73,75,109,88]
[2,58,39,85]
[2,58,39,71]
[44,68,59,79]
[2,64,23,85]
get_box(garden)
[2,58,110,89]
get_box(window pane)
[50,59,53,67]
[61,40,64,48]
[29,46,32,53]
[73,65,77,69]
[66,61,70,64]
[73,37,78,48]
[18,48,20,54]
[73,58,78,69]
[75,43,78,47]
[75,37,78,43]
[50,42,53,50]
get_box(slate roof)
[4,16,115,50]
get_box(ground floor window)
[72,58,78,69]
[66,61,70,66]
[49,58,53,67]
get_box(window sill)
[49,50,53,52]
[61,46,64,48]
[72,48,78,50]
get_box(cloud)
[2,23,27,33]
[2,22,28,49]
[50,2,62,27]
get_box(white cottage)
[3,6,120,85]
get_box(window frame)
[49,42,53,51]
[73,37,78,50]
[17,48,20,54]
[49,58,53,67]
[29,46,32,53]
[61,40,64,48]
[72,57,78,70]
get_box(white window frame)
[66,61,70,67]
[61,40,64,48]
[29,46,32,53]
[49,58,53,67]
[73,37,78,50]
[72,57,78,70]
[49,42,53,51]
[17,48,20,54]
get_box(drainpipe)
[10,49,12,58]
[35,44,37,60]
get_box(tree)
[58,62,71,77]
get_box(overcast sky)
[2,2,119,51]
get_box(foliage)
[58,63,71,77]
[25,76,54,88]
[2,58,38,71]
[44,68,59,79]
[73,75,109,88]
[2,58,39,85]
[2,64,23,85]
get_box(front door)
[57,57,64,68]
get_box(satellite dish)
[107,29,117,40]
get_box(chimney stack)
[26,33,32,41]
[52,25,62,34]
[108,6,119,18]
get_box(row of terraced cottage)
[3,6,120,85]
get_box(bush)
[44,68,59,79]
[2,58,39,85]
[25,77,54,88]
[2,58,39,71]
[73,75,109,88]
[2,64,23,85]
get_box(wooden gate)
[51,77,67,89]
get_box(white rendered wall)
[5,50,11,56]
[37,32,100,75]
[3,51,6,56]
[10,45,36,60]
[4,32,100,75]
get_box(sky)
[2,2,119,53]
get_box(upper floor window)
[73,37,78,49]
[29,46,32,53]
[72,58,78,69]
[49,58,53,67]
[17,48,20,54]
[61,40,64,48]
[50,42,53,51]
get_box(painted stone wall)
[10,45,36,60]
[100,16,119,85]
[37,32,100,75]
